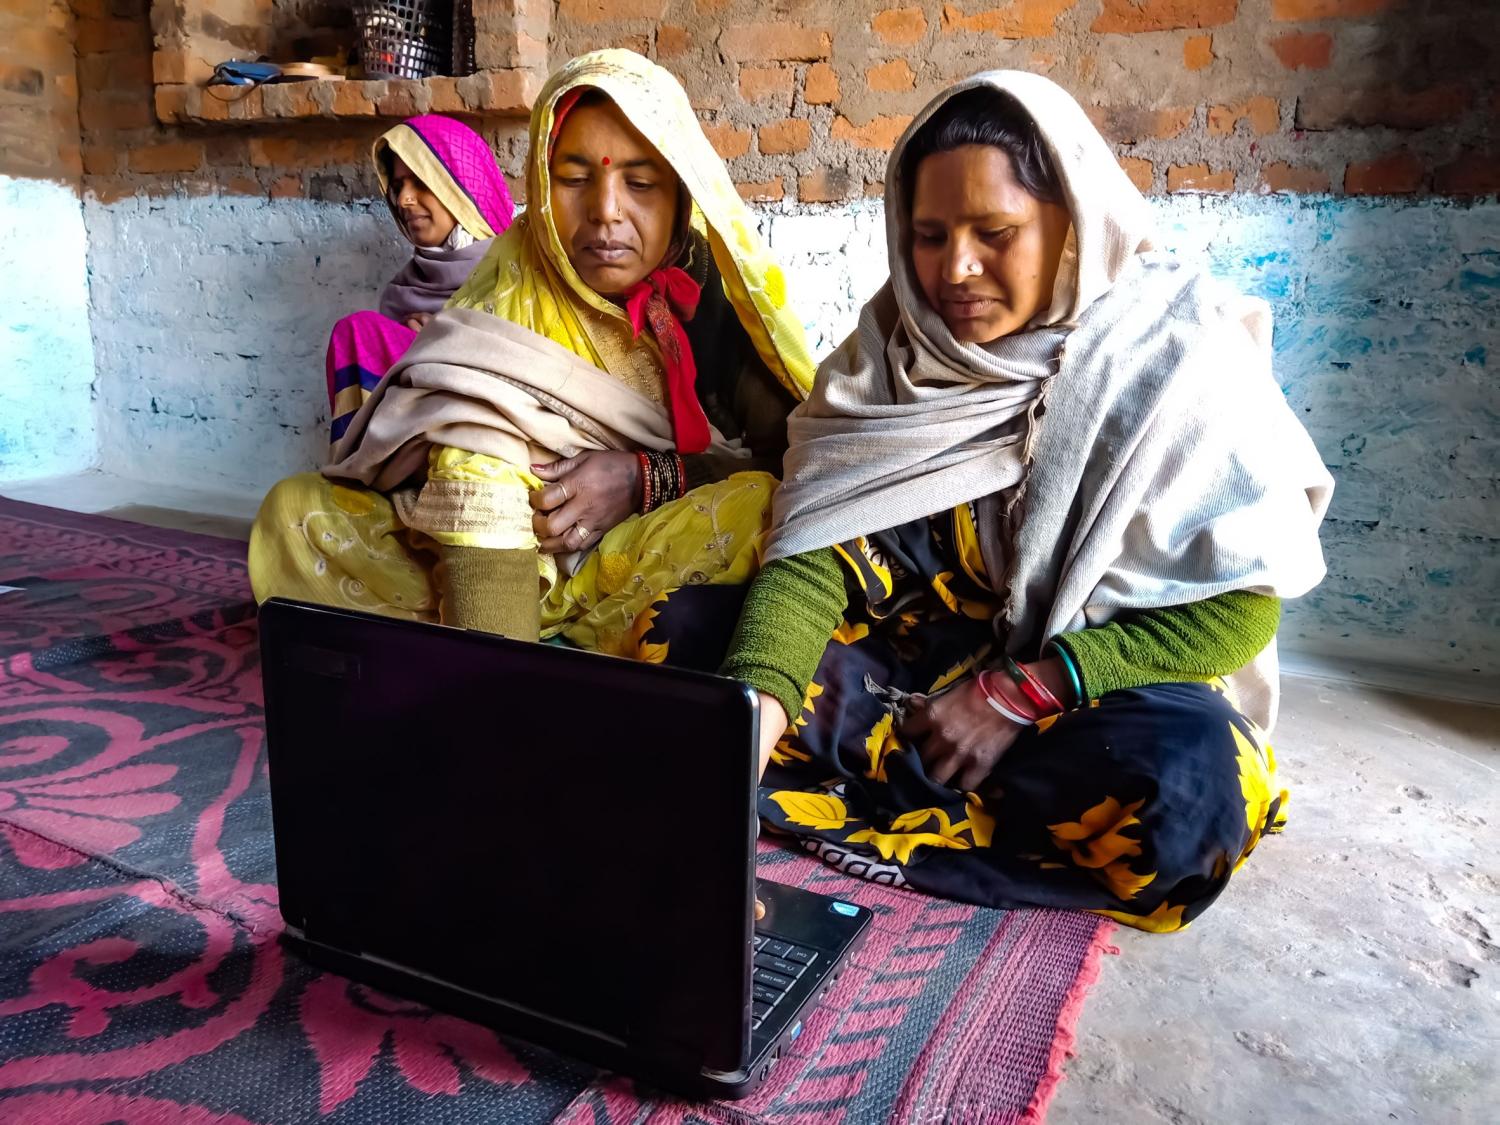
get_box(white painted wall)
[70,191,1500,690]
[0,176,97,482]
[82,194,409,494]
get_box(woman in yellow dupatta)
[249,49,814,657]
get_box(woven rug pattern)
[0,498,1111,1124]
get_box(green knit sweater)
[719,547,1281,721]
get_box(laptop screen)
[261,600,758,1073]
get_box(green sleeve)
[719,548,848,721]
[1052,591,1281,700]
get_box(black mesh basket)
[353,0,450,80]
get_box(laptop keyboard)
[750,934,819,1030]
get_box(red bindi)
[601,156,611,166]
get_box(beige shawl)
[324,307,746,571]
[765,71,1333,730]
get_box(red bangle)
[1003,655,1065,715]
[675,454,686,498]
[972,675,1032,726]
[637,451,654,513]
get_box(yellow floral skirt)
[248,470,777,658]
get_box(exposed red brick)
[867,58,915,93]
[720,23,831,62]
[204,134,250,167]
[269,174,302,199]
[152,49,188,84]
[803,62,840,105]
[832,113,913,149]
[1208,96,1280,136]
[759,118,811,155]
[334,81,384,116]
[128,141,203,174]
[230,88,270,122]
[1270,31,1332,69]
[1086,104,1194,144]
[1119,156,1154,192]
[1260,161,1331,192]
[192,89,234,123]
[1297,84,1472,130]
[872,7,928,44]
[740,65,794,102]
[702,121,751,159]
[0,63,45,96]
[81,143,119,176]
[74,17,139,54]
[153,84,190,123]
[799,166,856,202]
[558,0,667,20]
[1167,163,1234,192]
[1092,0,1236,34]
[608,33,652,55]
[89,178,139,204]
[1344,150,1424,194]
[80,97,153,131]
[657,26,690,57]
[737,176,785,202]
[1433,151,1500,197]
[459,69,536,114]
[1183,33,1214,70]
[248,136,302,168]
[376,80,431,118]
[1271,0,1390,19]
[427,77,465,114]
[942,1,1077,39]
[318,139,362,167]
[225,174,261,196]
[261,82,320,118]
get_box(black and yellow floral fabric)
[654,506,1289,934]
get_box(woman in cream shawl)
[251,50,814,656]
[719,73,1332,933]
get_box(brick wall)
[5,0,1491,204]
[58,0,533,204]
[0,0,82,183]
[555,0,1497,203]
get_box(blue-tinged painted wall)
[1149,196,1498,690]
[0,177,98,482]
[63,191,1500,691]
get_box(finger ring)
[558,481,570,502]
[573,523,589,541]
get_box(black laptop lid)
[260,599,758,1073]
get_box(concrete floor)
[1053,677,1499,1123]
[3,472,1498,1122]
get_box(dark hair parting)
[900,86,1063,206]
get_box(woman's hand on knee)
[529,451,643,554]
[901,685,1023,792]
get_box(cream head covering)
[765,70,1332,731]
[448,49,815,404]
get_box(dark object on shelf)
[207,60,283,87]
[352,0,451,81]
[451,0,475,77]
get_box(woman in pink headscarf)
[326,114,515,445]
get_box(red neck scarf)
[548,88,711,453]
[623,266,711,454]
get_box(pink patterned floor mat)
[0,497,1112,1123]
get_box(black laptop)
[259,598,871,1099]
